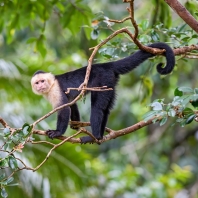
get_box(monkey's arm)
[46,107,70,139]
[70,103,80,130]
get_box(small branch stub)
[123,0,132,2]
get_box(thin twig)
[33,130,82,171]
[65,86,113,94]
[108,16,131,23]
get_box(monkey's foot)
[80,136,101,144]
[46,130,62,139]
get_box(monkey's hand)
[46,130,62,139]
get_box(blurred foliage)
[0,0,198,198]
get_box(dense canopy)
[0,0,198,197]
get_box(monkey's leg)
[80,107,104,144]
[70,103,80,130]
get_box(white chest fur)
[44,80,62,109]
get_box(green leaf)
[178,87,194,93]
[180,119,187,127]
[192,34,198,38]
[91,29,99,40]
[3,144,9,151]
[7,183,19,187]
[143,110,159,122]
[176,118,184,123]
[0,174,5,181]
[172,96,182,106]
[181,36,190,42]
[1,188,8,198]
[3,128,10,137]
[178,24,187,32]
[185,114,195,125]
[36,35,47,58]
[6,177,14,184]
[168,109,176,117]
[192,94,198,101]
[92,11,105,21]
[22,123,32,137]
[62,5,75,28]
[83,25,92,39]
[191,100,198,108]
[150,102,163,111]
[182,107,194,115]
[22,126,29,136]
[160,116,168,126]
[151,31,160,42]
[141,19,149,31]
[181,95,194,106]
[174,87,183,96]
[0,159,8,168]
[26,37,37,44]
[8,156,18,170]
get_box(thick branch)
[165,0,198,33]
[33,117,158,144]
[0,117,9,128]
[173,45,198,55]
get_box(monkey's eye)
[41,80,45,83]
[35,82,39,84]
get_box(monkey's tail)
[113,42,175,75]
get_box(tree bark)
[165,0,198,33]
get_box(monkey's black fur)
[33,43,175,144]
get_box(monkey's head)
[31,71,55,95]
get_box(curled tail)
[113,42,175,75]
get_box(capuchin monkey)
[31,42,175,144]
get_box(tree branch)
[165,0,198,33]
[32,116,159,144]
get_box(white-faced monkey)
[31,42,175,144]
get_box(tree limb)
[165,0,198,33]
[32,116,159,144]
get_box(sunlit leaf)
[143,110,159,122]
[3,144,9,151]
[1,188,8,198]
[168,109,176,117]
[151,102,163,111]
[91,29,99,40]
[151,31,160,42]
[36,35,47,58]
[26,37,37,44]
[159,116,168,126]
[178,87,193,93]
[8,156,18,170]
[6,177,14,184]
[22,123,32,137]
[194,88,198,94]
[3,128,10,137]
[140,19,149,31]
[0,174,5,181]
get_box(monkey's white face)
[31,73,55,95]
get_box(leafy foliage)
[144,87,198,127]
[0,0,198,197]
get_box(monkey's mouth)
[37,88,47,93]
